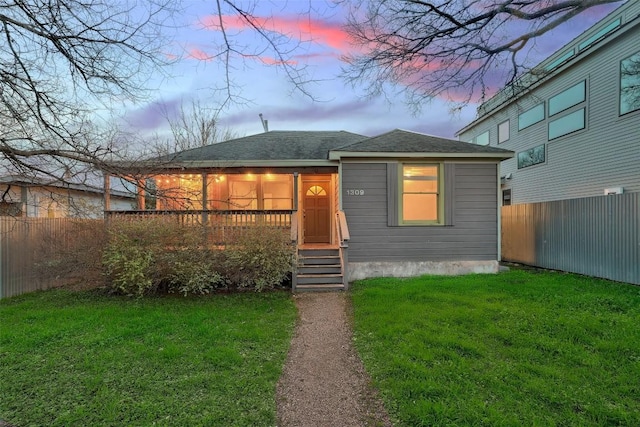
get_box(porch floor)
[298,243,339,250]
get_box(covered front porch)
[103,169,350,290]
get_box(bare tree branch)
[201,0,319,107]
[0,0,177,184]
[154,99,240,155]
[339,0,622,110]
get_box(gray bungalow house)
[105,129,512,290]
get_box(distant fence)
[501,193,639,285]
[0,218,105,299]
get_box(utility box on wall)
[604,187,624,195]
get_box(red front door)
[303,180,331,243]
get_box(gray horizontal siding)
[342,162,498,262]
[459,22,640,204]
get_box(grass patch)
[351,269,640,426]
[0,290,296,426]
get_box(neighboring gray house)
[457,1,640,204]
[105,129,513,290]
[0,175,135,218]
[456,1,640,285]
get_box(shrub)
[102,219,166,296]
[167,249,225,296]
[224,226,296,291]
[103,219,295,296]
[103,244,154,296]
[102,219,224,296]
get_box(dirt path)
[276,292,392,427]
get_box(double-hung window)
[399,164,442,224]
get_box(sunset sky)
[121,0,623,141]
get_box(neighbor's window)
[518,144,546,169]
[548,108,585,140]
[475,130,489,146]
[0,201,22,217]
[502,189,512,206]
[578,18,621,51]
[549,80,586,116]
[518,103,545,130]
[400,164,441,224]
[498,120,510,143]
[620,51,640,115]
[545,49,575,72]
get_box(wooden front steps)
[295,248,344,292]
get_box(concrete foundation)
[347,260,500,281]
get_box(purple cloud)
[222,100,374,128]
[122,97,183,131]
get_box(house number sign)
[345,189,365,196]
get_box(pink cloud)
[259,56,298,66]
[188,48,213,61]
[199,14,352,52]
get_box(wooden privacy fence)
[0,218,106,299]
[501,193,639,285]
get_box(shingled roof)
[163,130,367,162]
[147,129,512,170]
[330,129,513,158]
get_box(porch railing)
[107,209,292,226]
[106,209,294,243]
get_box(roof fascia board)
[329,151,514,160]
[131,159,338,170]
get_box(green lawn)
[351,269,640,426]
[0,290,296,426]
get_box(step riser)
[297,276,343,285]
[299,257,340,265]
[299,249,339,257]
[296,285,345,292]
[298,266,341,275]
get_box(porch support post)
[293,172,299,211]
[292,172,300,290]
[103,173,111,217]
[201,173,208,224]
[136,178,145,210]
